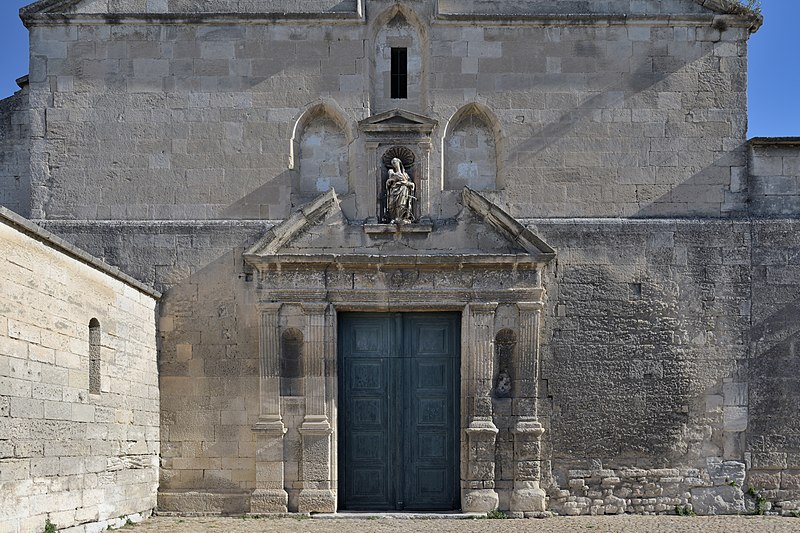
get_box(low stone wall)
[749,138,800,216]
[0,209,160,533]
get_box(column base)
[298,489,336,513]
[463,489,499,513]
[510,484,546,513]
[250,489,288,513]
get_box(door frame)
[246,257,549,514]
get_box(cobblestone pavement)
[121,515,800,533]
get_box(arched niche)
[290,102,352,200]
[443,104,503,191]
[371,5,428,114]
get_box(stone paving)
[119,515,800,533]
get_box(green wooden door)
[339,313,460,511]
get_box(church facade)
[2,0,800,529]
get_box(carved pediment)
[358,109,437,135]
[243,188,555,270]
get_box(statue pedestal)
[463,421,499,513]
[509,420,546,515]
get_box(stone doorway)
[338,312,461,511]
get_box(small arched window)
[280,329,304,396]
[89,318,101,395]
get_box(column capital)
[470,302,499,315]
[258,302,283,314]
[517,302,544,313]
[301,302,330,314]
[253,416,287,435]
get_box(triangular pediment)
[243,188,555,269]
[358,109,437,135]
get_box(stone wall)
[38,220,270,513]
[749,139,800,216]
[13,0,797,519]
[0,209,160,533]
[0,88,31,216]
[748,220,800,516]
[23,0,751,219]
[36,215,800,516]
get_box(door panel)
[340,316,394,509]
[339,313,460,511]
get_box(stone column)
[298,302,336,513]
[417,141,432,222]
[364,141,379,222]
[251,303,288,513]
[510,301,546,516]
[463,302,500,513]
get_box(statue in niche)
[386,157,416,223]
[494,328,517,398]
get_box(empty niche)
[89,318,101,395]
[445,105,499,191]
[373,7,425,113]
[281,329,304,396]
[296,109,349,197]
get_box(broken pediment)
[243,187,555,270]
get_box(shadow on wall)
[748,225,800,466]
[507,44,744,218]
[220,170,293,220]
[537,220,751,472]
[35,221,269,510]
[158,246,261,505]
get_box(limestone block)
[781,471,800,490]
[690,486,745,515]
[297,489,336,513]
[250,489,288,513]
[510,487,546,513]
[723,407,747,432]
[463,488,499,513]
[747,471,781,490]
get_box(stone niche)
[357,109,437,223]
[242,186,556,514]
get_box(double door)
[338,313,460,511]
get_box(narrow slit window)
[391,47,408,99]
[89,318,101,395]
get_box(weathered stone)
[709,460,746,487]
[690,486,746,515]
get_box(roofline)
[0,206,161,300]
[749,137,800,146]
[20,0,762,32]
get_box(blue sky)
[0,0,796,137]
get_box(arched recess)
[370,4,429,114]
[280,328,304,397]
[89,318,101,395]
[443,103,503,191]
[289,101,353,199]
